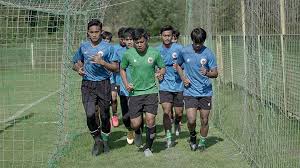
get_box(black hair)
[132,28,149,41]
[101,31,113,40]
[118,27,127,38]
[124,27,135,38]
[87,19,102,30]
[160,25,174,34]
[173,30,180,38]
[191,28,206,44]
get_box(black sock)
[190,130,196,144]
[135,127,141,135]
[145,125,156,149]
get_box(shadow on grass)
[0,113,34,133]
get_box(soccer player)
[172,29,180,43]
[110,27,127,127]
[72,19,118,156]
[114,27,135,144]
[156,25,184,148]
[120,28,165,157]
[101,31,113,43]
[176,28,218,151]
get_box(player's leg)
[98,80,112,153]
[159,91,174,148]
[143,93,159,156]
[128,95,144,148]
[120,95,134,144]
[111,84,119,127]
[198,96,212,151]
[174,92,184,136]
[81,80,103,156]
[184,96,198,151]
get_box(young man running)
[156,25,184,148]
[176,28,218,151]
[120,28,165,157]
[115,27,136,145]
[72,19,118,156]
[111,27,127,127]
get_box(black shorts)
[159,91,184,107]
[111,83,120,93]
[184,96,212,110]
[81,80,111,117]
[128,93,158,119]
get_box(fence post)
[280,0,287,114]
[216,35,223,83]
[229,35,234,89]
[258,35,263,102]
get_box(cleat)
[165,139,174,148]
[198,144,205,152]
[111,115,119,127]
[103,141,110,154]
[127,131,135,145]
[174,124,181,136]
[144,148,153,157]
[190,143,197,151]
[91,140,103,156]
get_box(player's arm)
[120,53,133,92]
[176,50,190,86]
[155,52,166,81]
[200,52,218,78]
[90,46,119,72]
[72,47,85,76]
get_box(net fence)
[0,0,299,167]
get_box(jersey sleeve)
[120,51,129,69]
[177,49,184,66]
[155,51,165,68]
[72,45,83,64]
[109,45,118,62]
[208,51,217,70]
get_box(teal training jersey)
[121,47,165,96]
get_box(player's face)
[119,38,126,47]
[161,30,172,45]
[192,41,203,52]
[125,36,134,48]
[134,37,148,53]
[104,37,111,43]
[87,25,101,43]
[172,35,178,43]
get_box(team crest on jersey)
[172,52,177,59]
[200,58,207,65]
[98,50,104,57]
[148,57,154,64]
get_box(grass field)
[0,66,251,168]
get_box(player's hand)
[173,63,178,71]
[183,78,190,87]
[78,67,85,76]
[90,53,105,65]
[126,83,134,92]
[155,72,164,81]
[74,61,85,76]
[200,65,208,76]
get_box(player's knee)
[201,118,209,126]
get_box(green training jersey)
[121,46,165,96]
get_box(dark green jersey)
[121,47,165,96]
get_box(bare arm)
[90,54,119,72]
[155,67,166,81]
[175,64,190,87]
[120,68,133,92]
